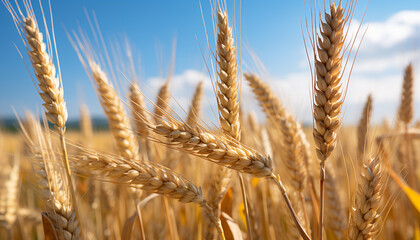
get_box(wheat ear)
[23,17,68,133]
[313,2,347,238]
[357,94,373,163]
[89,61,139,160]
[186,81,204,126]
[216,9,240,140]
[72,151,225,239]
[313,1,345,168]
[149,119,272,177]
[349,157,384,240]
[398,63,414,125]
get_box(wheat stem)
[271,173,311,240]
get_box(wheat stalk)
[204,165,232,240]
[324,167,346,239]
[312,2,349,237]
[349,157,384,240]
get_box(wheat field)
[0,0,419,240]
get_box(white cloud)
[351,11,420,51]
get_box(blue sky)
[1,0,420,125]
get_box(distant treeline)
[0,117,111,132]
